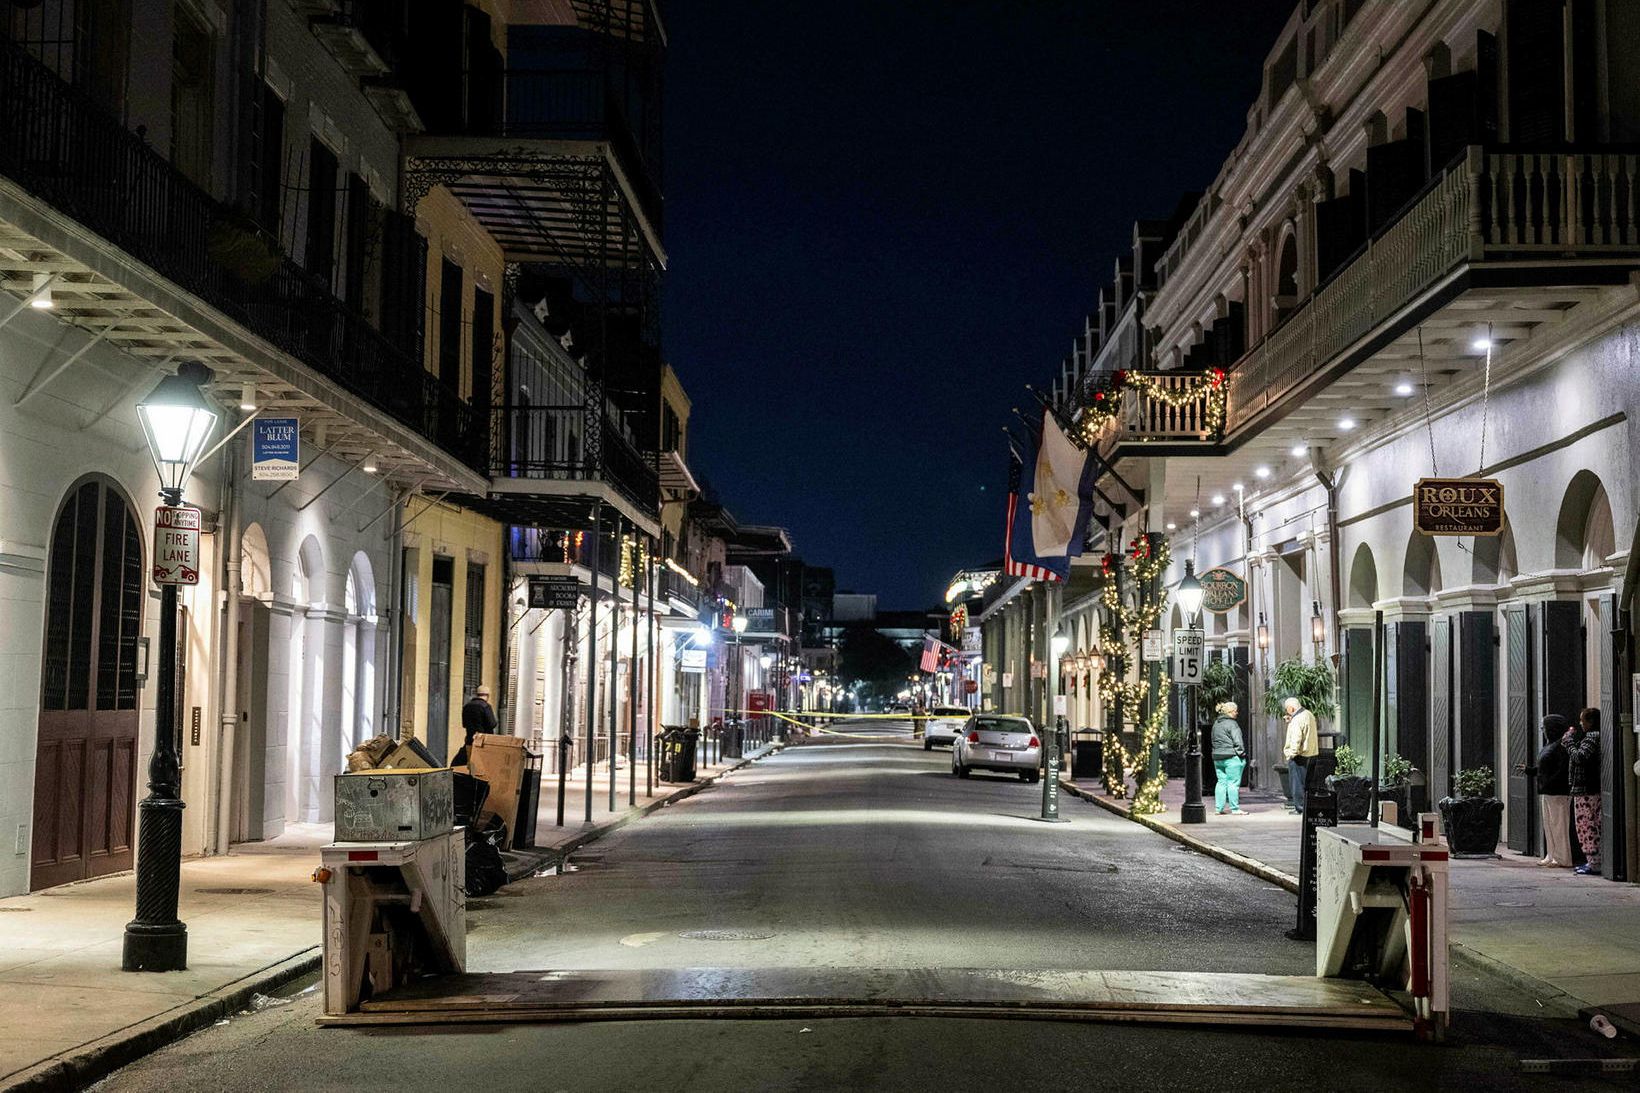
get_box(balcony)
[1082,145,1640,507]
[458,404,659,534]
[0,31,484,487]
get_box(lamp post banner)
[152,505,202,586]
[250,418,300,480]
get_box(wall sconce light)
[1310,600,1325,647]
[1256,612,1270,652]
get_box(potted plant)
[1260,656,1338,722]
[1438,766,1504,857]
[1378,752,1414,822]
[1160,723,1187,777]
[1326,744,1373,821]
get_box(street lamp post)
[124,363,218,972]
[1176,560,1207,825]
[1042,631,1070,822]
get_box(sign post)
[1173,627,1206,824]
[1040,695,1067,823]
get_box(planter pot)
[1327,774,1373,822]
[1438,795,1504,857]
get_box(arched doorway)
[1348,543,1378,608]
[231,523,274,843]
[341,552,378,757]
[32,476,143,890]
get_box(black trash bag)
[464,811,509,897]
[452,771,490,827]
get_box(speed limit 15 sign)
[1172,628,1205,684]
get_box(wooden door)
[32,479,143,890]
[1503,603,1535,853]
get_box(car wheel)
[924,739,933,751]
[957,764,970,779]
[1018,771,1031,783]
[1026,771,1040,784]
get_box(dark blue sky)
[661,2,1292,609]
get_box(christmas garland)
[1096,534,1173,813]
[1078,368,1227,445]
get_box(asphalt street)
[94,723,1634,1091]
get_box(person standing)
[1524,714,1574,868]
[454,685,498,765]
[1210,701,1248,815]
[1282,696,1319,813]
[1565,707,1603,875]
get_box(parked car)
[922,707,974,750]
[952,715,1041,782]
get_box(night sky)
[661,2,1293,609]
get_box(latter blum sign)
[1414,477,1505,536]
[153,505,202,586]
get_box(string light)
[1077,368,1228,445]
[1093,534,1174,812]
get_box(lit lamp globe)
[1177,559,1205,627]
[136,363,218,502]
[731,614,749,635]
[1051,633,1070,658]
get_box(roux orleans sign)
[1413,477,1505,536]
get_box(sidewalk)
[1066,772,1640,1009]
[0,743,777,1092]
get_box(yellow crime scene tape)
[722,708,988,740]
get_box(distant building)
[832,592,878,622]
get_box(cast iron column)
[123,486,188,972]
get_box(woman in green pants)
[1210,701,1247,815]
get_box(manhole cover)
[196,887,274,896]
[678,929,774,942]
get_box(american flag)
[1003,448,1063,582]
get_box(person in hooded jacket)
[1524,714,1573,868]
[1210,701,1248,815]
[1564,707,1603,875]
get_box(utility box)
[334,769,455,842]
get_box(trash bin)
[724,720,744,759]
[513,748,542,849]
[1072,732,1102,779]
[657,727,701,783]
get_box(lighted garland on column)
[1095,534,1173,813]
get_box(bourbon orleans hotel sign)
[1413,477,1505,537]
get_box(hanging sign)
[1142,629,1165,662]
[251,418,300,481]
[1200,567,1248,614]
[1413,477,1505,536]
[680,648,707,672]
[964,678,979,694]
[527,574,580,610]
[152,505,202,586]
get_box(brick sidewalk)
[1067,773,1640,1008]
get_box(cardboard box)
[465,735,525,842]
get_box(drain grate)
[679,929,774,942]
[196,887,274,895]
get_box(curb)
[1058,777,1597,1010]
[1059,778,1299,893]
[506,745,782,881]
[1,948,321,1093]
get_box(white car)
[922,706,974,749]
[952,715,1041,782]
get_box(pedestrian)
[1210,701,1247,815]
[1282,696,1319,813]
[1565,707,1603,875]
[453,685,498,766]
[1523,714,1574,868]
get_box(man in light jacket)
[1282,696,1319,812]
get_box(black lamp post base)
[122,922,188,972]
[1180,801,1208,824]
[1180,744,1207,824]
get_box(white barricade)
[1316,823,1450,1037]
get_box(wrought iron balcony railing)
[0,32,484,470]
[496,404,660,519]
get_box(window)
[1267,37,1298,110]
[471,286,494,405]
[305,138,339,286]
[437,258,463,384]
[661,403,681,452]
[343,174,372,309]
[170,3,215,188]
[43,480,140,712]
[463,562,486,696]
[253,83,286,236]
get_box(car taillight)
[1028,736,1040,748]
[967,731,980,743]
